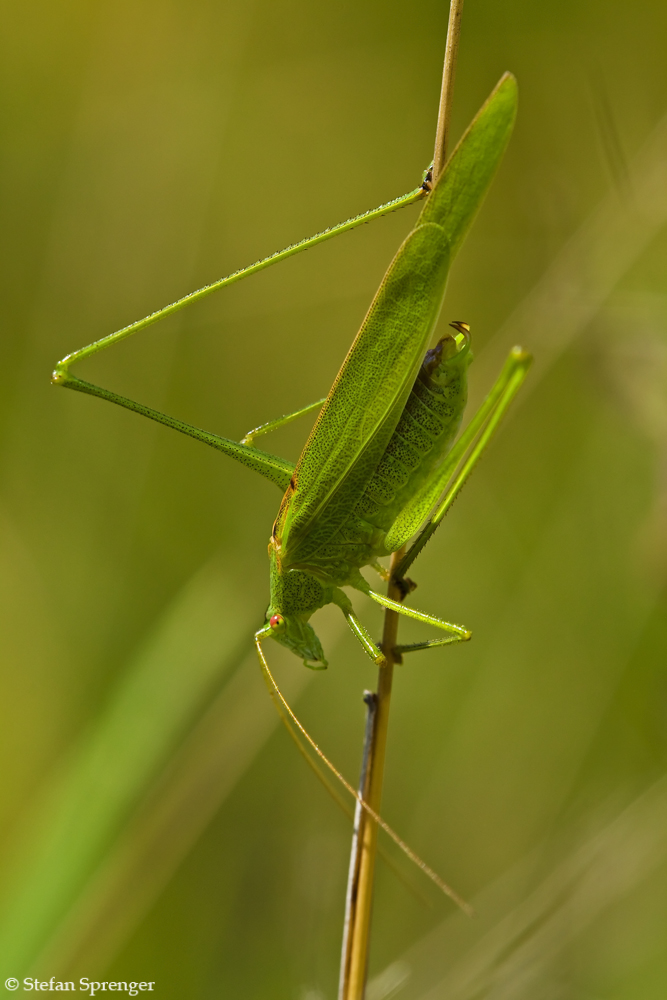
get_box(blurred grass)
[367,776,667,1000]
[0,558,255,975]
[0,565,351,980]
[0,0,666,997]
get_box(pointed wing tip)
[490,72,518,118]
[495,71,518,96]
[498,70,517,87]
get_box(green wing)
[280,73,518,567]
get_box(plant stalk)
[433,0,464,180]
[338,690,378,998]
[338,548,404,1000]
[337,3,463,994]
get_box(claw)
[392,574,417,599]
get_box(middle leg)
[367,589,471,655]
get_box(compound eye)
[269,614,284,630]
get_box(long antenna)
[432,0,465,180]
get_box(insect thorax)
[269,547,331,617]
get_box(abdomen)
[354,331,471,541]
[287,333,471,586]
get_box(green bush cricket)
[53,71,528,666]
[52,71,530,897]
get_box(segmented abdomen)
[285,334,471,586]
[354,333,471,537]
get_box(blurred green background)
[1,0,666,996]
